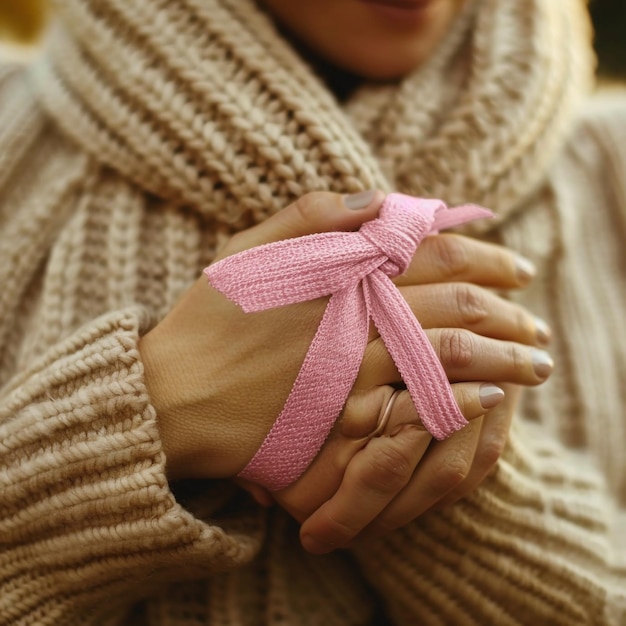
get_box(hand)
[258,234,549,552]
[290,384,521,554]
[140,190,548,527]
[140,190,388,480]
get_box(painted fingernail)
[516,256,536,284]
[534,316,552,346]
[479,383,505,409]
[301,534,333,555]
[343,189,377,210]
[532,349,554,379]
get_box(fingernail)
[534,317,552,346]
[532,349,554,379]
[479,383,505,409]
[343,190,376,210]
[516,256,536,284]
[301,534,333,555]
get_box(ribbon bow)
[205,193,493,490]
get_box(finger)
[339,382,504,440]
[395,233,536,289]
[299,425,429,554]
[356,416,484,542]
[299,382,502,554]
[430,329,553,384]
[398,282,551,347]
[356,329,554,389]
[273,387,418,525]
[358,386,519,540]
[216,190,386,259]
[433,384,520,509]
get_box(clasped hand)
[140,191,552,554]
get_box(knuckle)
[362,442,414,493]
[431,235,470,278]
[477,413,512,470]
[431,455,471,492]
[323,512,361,545]
[292,192,319,222]
[455,284,488,326]
[508,342,527,376]
[478,435,507,470]
[513,306,532,340]
[438,329,474,369]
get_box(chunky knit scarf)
[35,0,593,235]
[5,2,626,625]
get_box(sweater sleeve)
[351,421,626,626]
[0,307,262,626]
[350,91,626,626]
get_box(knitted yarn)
[35,0,593,228]
[4,0,626,625]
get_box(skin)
[142,192,552,553]
[260,0,469,80]
[142,0,550,553]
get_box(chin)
[336,56,425,81]
[262,0,463,81]
[320,43,432,81]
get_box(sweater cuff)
[0,308,259,624]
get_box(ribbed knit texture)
[1,0,625,624]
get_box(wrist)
[139,323,254,481]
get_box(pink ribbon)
[205,193,493,491]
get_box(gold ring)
[370,388,402,438]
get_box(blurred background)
[590,0,626,78]
[0,0,47,46]
[0,0,625,76]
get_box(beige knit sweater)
[1,0,625,624]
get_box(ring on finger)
[370,388,402,438]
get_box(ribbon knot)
[205,193,493,490]
[360,197,439,277]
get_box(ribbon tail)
[364,271,467,440]
[205,232,380,312]
[237,282,370,491]
[430,204,494,233]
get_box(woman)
[1,0,625,624]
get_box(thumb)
[217,190,385,259]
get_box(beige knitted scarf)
[34,0,594,236]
